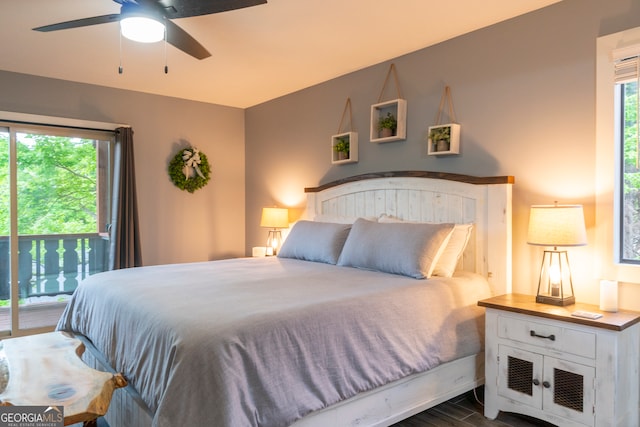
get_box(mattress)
[57,257,491,427]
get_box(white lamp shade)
[527,204,587,247]
[260,207,289,229]
[120,16,165,43]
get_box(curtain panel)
[109,127,142,269]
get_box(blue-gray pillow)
[378,215,474,277]
[277,221,352,264]
[337,218,455,279]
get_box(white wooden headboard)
[304,171,514,296]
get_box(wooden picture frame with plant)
[331,131,358,164]
[427,123,460,156]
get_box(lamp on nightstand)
[260,207,289,256]
[527,203,587,306]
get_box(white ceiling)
[1,0,562,108]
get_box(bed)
[57,171,513,427]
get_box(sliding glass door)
[0,127,9,335]
[0,122,113,336]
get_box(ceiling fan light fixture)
[120,16,165,43]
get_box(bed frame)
[83,170,513,427]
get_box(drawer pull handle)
[532,379,540,386]
[530,330,555,341]
[543,381,551,389]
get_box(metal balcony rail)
[0,233,109,300]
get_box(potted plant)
[429,125,451,152]
[334,137,350,160]
[377,112,397,138]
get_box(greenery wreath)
[168,147,211,193]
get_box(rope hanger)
[434,85,457,125]
[377,63,404,103]
[337,97,354,134]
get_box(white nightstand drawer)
[497,315,596,359]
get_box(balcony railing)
[0,233,109,300]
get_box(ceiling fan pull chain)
[164,27,169,74]
[118,29,123,75]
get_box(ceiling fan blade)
[33,14,121,32]
[155,0,267,19]
[165,20,211,60]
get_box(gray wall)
[245,0,640,302]
[2,0,639,305]
[0,71,246,265]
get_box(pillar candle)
[599,280,618,312]
[252,246,266,257]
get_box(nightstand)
[478,294,640,427]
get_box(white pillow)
[432,224,473,276]
[277,221,352,264]
[337,218,455,279]
[378,215,473,277]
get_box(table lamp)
[260,207,289,256]
[527,203,587,306]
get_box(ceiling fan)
[33,0,267,60]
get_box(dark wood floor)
[393,388,555,427]
[75,388,554,427]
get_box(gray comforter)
[57,257,491,427]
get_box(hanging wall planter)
[427,85,460,156]
[370,63,407,143]
[331,97,358,164]
[428,123,460,154]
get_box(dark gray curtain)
[109,127,142,269]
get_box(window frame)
[615,82,640,265]
[2,122,115,235]
[596,28,640,283]
[0,111,121,336]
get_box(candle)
[599,280,618,312]
[548,264,561,296]
[252,246,266,257]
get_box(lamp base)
[536,294,575,306]
[266,229,282,256]
[535,249,576,307]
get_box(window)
[614,50,640,264]
[596,28,640,283]
[616,78,640,263]
[0,118,115,335]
